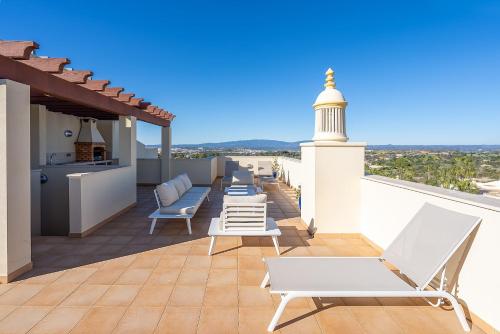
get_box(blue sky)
[1,0,499,145]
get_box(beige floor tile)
[204,286,238,307]
[24,282,78,306]
[238,270,266,286]
[147,267,181,285]
[95,285,141,306]
[0,284,16,296]
[386,307,445,334]
[314,306,366,333]
[0,284,45,305]
[29,306,88,334]
[350,307,404,334]
[85,267,124,285]
[197,306,238,334]
[238,256,266,270]
[158,255,187,268]
[0,306,51,334]
[238,306,276,334]
[0,305,15,321]
[53,268,97,284]
[278,307,322,334]
[238,286,274,307]
[61,284,109,306]
[155,306,200,334]
[132,284,173,307]
[177,269,209,285]
[184,255,211,269]
[114,306,163,334]
[70,306,127,334]
[210,256,237,269]
[115,268,153,285]
[169,285,205,307]
[207,269,237,286]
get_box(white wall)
[360,175,500,331]
[44,110,80,164]
[0,80,32,280]
[68,166,136,235]
[277,157,302,189]
[137,159,161,184]
[137,140,159,159]
[172,157,217,185]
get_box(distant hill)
[172,139,305,151]
[159,140,500,152]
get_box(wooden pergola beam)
[79,79,110,91]
[116,92,134,102]
[100,87,124,97]
[0,41,39,59]
[54,70,93,84]
[18,57,70,73]
[0,54,169,127]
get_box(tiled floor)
[0,180,486,333]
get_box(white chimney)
[312,68,348,142]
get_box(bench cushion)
[179,173,193,190]
[171,177,187,197]
[156,181,179,207]
[159,186,210,215]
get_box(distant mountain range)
[160,139,500,152]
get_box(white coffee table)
[208,217,281,255]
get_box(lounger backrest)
[224,161,240,177]
[258,161,273,176]
[383,203,481,289]
[222,194,267,232]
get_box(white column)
[300,141,366,234]
[118,115,136,167]
[160,126,172,182]
[0,79,32,282]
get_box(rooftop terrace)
[0,181,486,333]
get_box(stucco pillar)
[0,79,33,282]
[118,115,136,167]
[160,126,172,182]
[300,141,366,234]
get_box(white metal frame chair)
[208,195,281,256]
[260,203,481,332]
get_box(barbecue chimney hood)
[75,118,107,162]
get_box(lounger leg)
[260,272,270,288]
[208,236,217,255]
[186,218,192,235]
[272,236,280,255]
[444,292,471,332]
[267,293,293,332]
[149,218,157,235]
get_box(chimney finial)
[324,68,335,89]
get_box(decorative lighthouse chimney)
[300,67,366,234]
[313,68,348,142]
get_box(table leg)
[272,236,280,255]
[208,236,217,255]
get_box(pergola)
[0,40,174,126]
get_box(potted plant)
[272,158,280,178]
[296,185,301,210]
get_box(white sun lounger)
[261,203,481,332]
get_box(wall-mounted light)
[64,130,73,137]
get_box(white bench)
[149,186,211,235]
